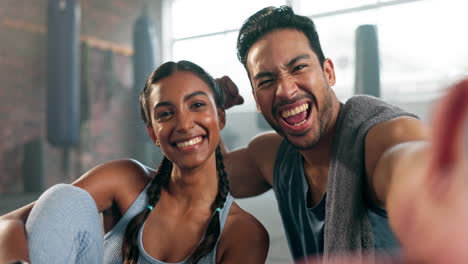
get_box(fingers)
[430,79,468,175]
[219,76,239,97]
[216,75,245,109]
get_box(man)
[219,5,468,263]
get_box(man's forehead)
[246,30,315,70]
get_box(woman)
[0,61,269,264]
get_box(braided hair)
[122,61,229,263]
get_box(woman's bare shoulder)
[216,202,269,263]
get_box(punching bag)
[130,5,161,163]
[47,0,81,147]
[354,24,380,97]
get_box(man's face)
[246,29,337,149]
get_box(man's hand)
[302,79,468,264]
[216,76,244,109]
[389,78,468,264]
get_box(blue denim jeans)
[26,184,103,264]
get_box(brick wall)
[0,0,163,194]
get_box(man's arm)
[216,75,279,197]
[223,132,282,198]
[364,116,429,207]
[367,79,468,263]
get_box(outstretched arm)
[305,79,468,263]
[385,79,468,263]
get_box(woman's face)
[147,71,224,170]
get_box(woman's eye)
[157,111,172,119]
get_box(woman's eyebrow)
[153,101,172,111]
[184,91,208,101]
[153,91,208,110]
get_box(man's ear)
[217,107,226,130]
[146,126,159,146]
[323,58,336,87]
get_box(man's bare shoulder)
[249,131,282,147]
[248,131,283,160]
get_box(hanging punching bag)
[47,0,81,147]
[130,5,161,163]
[354,24,380,97]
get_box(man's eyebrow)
[287,54,311,68]
[253,54,311,81]
[254,71,275,81]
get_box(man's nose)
[275,76,297,100]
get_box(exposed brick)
[0,0,163,194]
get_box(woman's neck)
[165,157,219,211]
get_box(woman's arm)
[0,217,30,263]
[0,159,151,262]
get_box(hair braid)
[122,156,172,264]
[191,146,230,263]
[214,146,230,209]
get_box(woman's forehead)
[150,71,214,103]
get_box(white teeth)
[293,119,307,126]
[281,103,309,118]
[176,137,202,148]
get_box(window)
[296,0,468,102]
[167,0,468,108]
[297,0,377,16]
[377,0,468,101]
[171,0,286,112]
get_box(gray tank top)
[103,183,234,264]
[273,95,415,261]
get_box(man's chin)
[284,134,320,150]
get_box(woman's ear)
[217,107,226,130]
[146,126,160,146]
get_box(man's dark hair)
[237,5,326,69]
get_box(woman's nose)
[175,112,195,133]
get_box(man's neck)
[300,98,342,204]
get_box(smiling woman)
[0,61,269,264]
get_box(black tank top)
[272,95,416,261]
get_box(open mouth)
[279,103,311,130]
